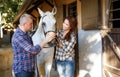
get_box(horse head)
[32,7,57,47]
[38,7,57,34]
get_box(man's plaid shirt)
[12,27,41,74]
[55,30,76,61]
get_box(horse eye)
[42,22,46,26]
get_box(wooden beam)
[27,0,44,13]
[45,0,54,7]
[101,0,108,29]
[27,0,54,14]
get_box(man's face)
[24,18,33,31]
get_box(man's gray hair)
[19,13,33,24]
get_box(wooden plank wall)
[81,0,98,30]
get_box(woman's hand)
[58,41,62,48]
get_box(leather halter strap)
[41,15,56,48]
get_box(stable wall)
[78,30,102,77]
[81,0,98,30]
[77,0,103,77]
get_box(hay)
[0,47,13,71]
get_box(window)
[110,0,120,28]
[68,1,77,17]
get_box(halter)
[41,15,56,35]
[41,15,56,48]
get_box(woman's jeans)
[15,71,35,77]
[56,57,75,77]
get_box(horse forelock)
[41,11,56,31]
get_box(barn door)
[103,0,120,76]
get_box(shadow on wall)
[78,30,102,77]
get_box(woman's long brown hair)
[64,16,77,41]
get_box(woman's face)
[63,19,71,31]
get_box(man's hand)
[40,32,56,48]
[45,32,56,42]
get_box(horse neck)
[35,19,44,34]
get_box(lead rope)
[106,34,120,61]
[103,33,120,77]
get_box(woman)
[55,16,77,77]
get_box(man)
[11,13,55,77]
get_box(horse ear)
[51,6,57,15]
[37,8,44,16]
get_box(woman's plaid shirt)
[12,27,41,74]
[55,30,76,61]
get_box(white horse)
[32,7,57,77]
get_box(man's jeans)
[15,71,35,77]
[56,57,75,77]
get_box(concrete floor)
[50,67,59,77]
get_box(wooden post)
[100,0,108,29]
